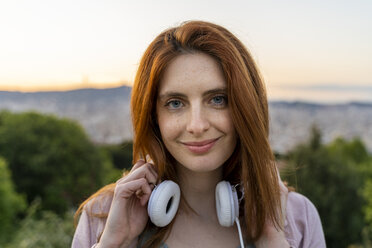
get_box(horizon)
[0,0,371,102]
[1,83,371,104]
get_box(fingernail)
[145,154,154,164]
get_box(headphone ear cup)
[215,181,239,227]
[147,180,180,227]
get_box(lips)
[182,138,219,154]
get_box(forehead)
[158,53,226,95]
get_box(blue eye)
[211,95,227,106]
[166,100,183,109]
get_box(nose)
[186,104,210,136]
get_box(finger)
[115,178,151,199]
[133,158,158,179]
[149,182,156,190]
[144,162,158,183]
[148,162,159,177]
[119,179,152,206]
[142,164,158,186]
[131,159,146,171]
[136,181,152,206]
[129,162,158,184]
[146,154,154,164]
[135,188,144,198]
[131,160,158,181]
[117,164,158,188]
[115,160,147,184]
[140,189,152,206]
[121,170,130,177]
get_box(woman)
[72,20,326,248]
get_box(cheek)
[225,116,235,132]
[157,113,183,141]
[214,111,236,135]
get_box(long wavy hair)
[75,20,282,247]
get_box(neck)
[176,163,223,220]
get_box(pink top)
[71,192,326,248]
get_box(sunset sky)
[0,0,371,102]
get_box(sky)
[0,0,371,102]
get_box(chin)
[175,153,228,173]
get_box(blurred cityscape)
[1,85,371,154]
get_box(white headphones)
[147,180,245,247]
[147,180,181,227]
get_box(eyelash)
[165,99,184,109]
[164,94,227,110]
[210,95,227,107]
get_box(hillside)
[1,86,371,153]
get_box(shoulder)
[284,192,326,248]
[82,192,114,234]
[286,192,318,220]
[72,192,114,248]
[84,191,114,216]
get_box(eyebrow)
[158,87,227,100]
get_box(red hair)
[75,20,282,247]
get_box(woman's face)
[156,52,237,173]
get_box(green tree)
[281,125,371,247]
[0,157,26,243]
[363,180,372,226]
[99,141,133,171]
[4,199,74,248]
[0,111,117,214]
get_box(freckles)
[211,111,234,130]
[175,118,183,127]
[160,115,183,139]
[172,119,183,135]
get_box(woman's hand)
[98,159,158,248]
[255,174,290,248]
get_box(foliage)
[3,199,74,248]
[0,157,27,243]
[363,176,372,235]
[2,109,372,247]
[281,125,372,248]
[0,111,117,214]
[98,146,123,184]
[99,141,133,171]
